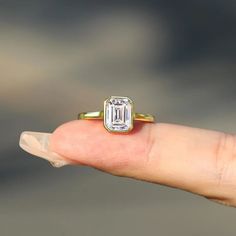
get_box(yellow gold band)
[78,111,155,123]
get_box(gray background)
[0,1,236,235]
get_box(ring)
[78,96,155,133]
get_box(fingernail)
[19,131,72,168]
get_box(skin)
[49,120,236,207]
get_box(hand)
[19,120,236,207]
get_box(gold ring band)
[78,111,155,122]
[77,96,155,133]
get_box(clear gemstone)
[104,96,133,132]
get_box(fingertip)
[49,119,153,173]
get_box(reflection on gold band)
[78,111,155,123]
[134,113,155,122]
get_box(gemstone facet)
[104,96,133,132]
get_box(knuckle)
[145,123,164,171]
[214,132,236,187]
[145,124,158,165]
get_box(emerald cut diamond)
[104,96,133,132]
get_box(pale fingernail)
[19,131,72,168]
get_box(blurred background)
[0,0,236,235]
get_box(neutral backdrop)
[0,1,236,235]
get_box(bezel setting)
[103,96,134,133]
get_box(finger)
[20,120,236,206]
